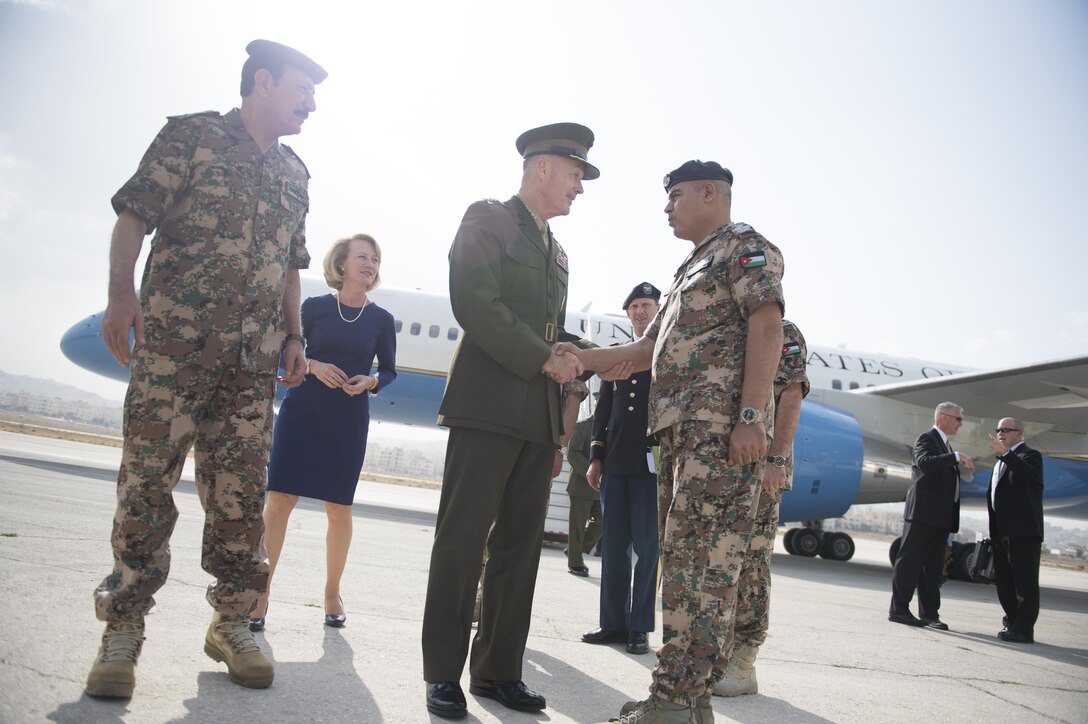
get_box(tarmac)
[0,430,1085,723]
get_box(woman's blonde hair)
[323,233,382,291]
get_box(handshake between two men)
[540,341,644,385]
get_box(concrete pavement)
[0,431,1085,723]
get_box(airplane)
[60,278,1088,573]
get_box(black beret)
[622,281,662,310]
[245,39,327,84]
[516,122,600,180]
[663,160,733,191]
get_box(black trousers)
[993,535,1042,636]
[421,426,554,683]
[891,519,948,618]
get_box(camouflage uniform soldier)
[573,160,784,724]
[85,40,326,699]
[711,320,809,698]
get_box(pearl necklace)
[336,293,367,323]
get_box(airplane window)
[447,328,458,341]
[849,382,859,390]
[428,325,439,338]
[832,380,842,390]
[410,322,421,336]
[394,319,402,333]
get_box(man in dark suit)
[566,416,603,576]
[987,417,1044,643]
[890,402,974,629]
[421,123,598,719]
[582,282,661,656]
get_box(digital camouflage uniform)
[94,109,311,623]
[645,222,784,705]
[710,320,809,682]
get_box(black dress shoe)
[568,565,589,577]
[998,629,1034,643]
[582,627,629,644]
[469,677,545,711]
[426,681,468,719]
[626,632,649,654]
[888,611,926,627]
[921,618,949,631]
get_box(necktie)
[948,440,960,502]
[990,458,1006,510]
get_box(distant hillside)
[0,369,123,405]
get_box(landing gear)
[820,532,856,561]
[780,521,855,561]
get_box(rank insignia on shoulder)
[782,342,801,356]
[556,248,569,271]
[739,252,767,269]
[483,198,500,205]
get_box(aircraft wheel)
[888,536,902,565]
[820,532,856,561]
[783,528,799,555]
[792,528,821,557]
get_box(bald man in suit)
[987,417,1044,643]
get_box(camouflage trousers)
[94,350,275,623]
[710,475,789,681]
[650,421,762,706]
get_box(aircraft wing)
[855,354,1088,457]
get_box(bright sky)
[1,0,1086,408]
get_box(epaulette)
[166,110,220,122]
[281,144,311,179]
[482,198,502,205]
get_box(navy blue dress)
[268,294,397,504]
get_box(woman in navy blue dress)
[251,233,397,631]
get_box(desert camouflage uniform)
[645,222,784,705]
[711,320,809,682]
[94,109,311,622]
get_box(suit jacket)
[905,427,961,533]
[987,442,1044,540]
[590,369,655,476]
[437,196,580,444]
[566,418,598,500]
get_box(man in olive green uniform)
[422,123,598,720]
[711,319,809,698]
[573,160,784,724]
[567,415,603,576]
[85,40,325,699]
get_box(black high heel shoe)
[324,596,347,628]
[249,601,268,632]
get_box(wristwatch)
[767,455,787,468]
[738,406,760,425]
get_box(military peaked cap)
[245,39,328,84]
[516,122,600,180]
[622,281,662,310]
[663,160,733,191]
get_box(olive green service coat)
[437,195,581,444]
[423,195,585,684]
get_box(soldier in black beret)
[557,159,787,722]
[581,282,661,656]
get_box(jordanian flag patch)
[739,252,767,269]
[782,342,801,357]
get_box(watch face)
[740,407,759,424]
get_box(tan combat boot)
[610,696,696,723]
[85,621,145,698]
[204,612,274,688]
[711,644,758,697]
